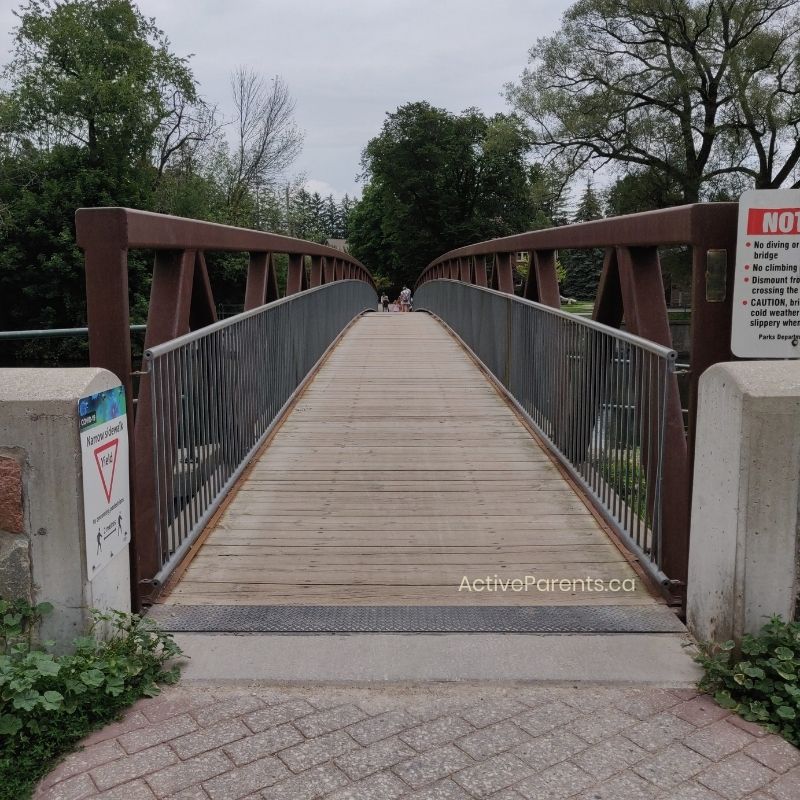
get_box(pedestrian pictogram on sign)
[79,385,130,576]
[93,439,119,503]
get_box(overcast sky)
[0,0,571,198]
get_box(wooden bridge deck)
[165,313,657,607]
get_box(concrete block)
[0,368,131,650]
[0,531,32,601]
[687,361,800,644]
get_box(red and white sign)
[93,439,119,503]
[79,386,130,576]
[732,189,800,358]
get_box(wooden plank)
[165,314,656,608]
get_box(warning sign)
[732,189,800,358]
[79,385,130,576]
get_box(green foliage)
[507,0,800,202]
[348,102,537,292]
[0,598,182,800]
[289,189,355,243]
[560,182,604,300]
[597,449,648,522]
[696,617,800,746]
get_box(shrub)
[695,615,800,745]
[0,598,182,800]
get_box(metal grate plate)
[147,604,685,634]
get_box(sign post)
[78,385,131,576]
[732,189,800,358]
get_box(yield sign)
[93,439,119,503]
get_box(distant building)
[326,239,349,253]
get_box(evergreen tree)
[560,182,604,300]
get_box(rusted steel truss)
[76,208,374,604]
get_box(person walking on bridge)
[380,293,389,311]
[399,286,412,312]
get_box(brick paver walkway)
[35,684,800,800]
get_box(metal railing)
[415,280,676,590]
[142,280,377,586]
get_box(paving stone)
[35,773,96,800]
[346,710,416,745]
[119,714,198,754]
[561,688,627,713]
[514,760,595,799]
[763,764,800,800]
[401,716,475,751]
[573,770,658,799]
[171,719,250,760]
[456,720,530,760]
[696,753,776,799]
[672,696,731,727]
[82,712,149,746]
[485,790,526,800]
[632,742,711,789]
[406,697,474,723]
[201,756,289,800]
[261,762,349,800]
[624,712,696,753]
[514,702,582,736]
[242,698,314,732]
[727,715,769,737]
[685,719,755,761]
[325,771,407,800]
[146,750,232,798]
[613,688,681,720]
[403,778,474,799]
[306,689,367,710]
[354,693,405,716]
[294,703,367,737]
[453,753,532,798]
[278,729,359,772]
[92,779,157,799]
[572,733,649,781]
[513,728,588,770]
[39,739,124,789]
[91,745,178,791]
[514,688,574,708]
[162,787,210,800]
[744,734,800,773]
[659,783,727,800]
[392,744,474,789]
[461,698,528,728]
[572,706,638,744]
[222,723,303,765]
[194,695,265,728]
[133,691,215,724]
[671,689,701,701]
[335,736,417,780]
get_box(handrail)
[437,280,677,359]
[414,202,741,607]
[75,207,377,606]
[416,280,677,594]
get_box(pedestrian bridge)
[73,204,740,632]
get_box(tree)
[0,0,202,336]
[217,68,303,226]
[348,102,536,291]
[8,0,198,171]
[560,182,605,299]
[506,0,800,203]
